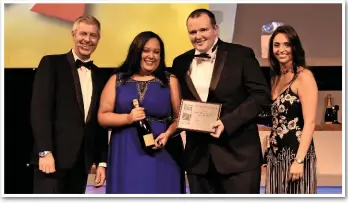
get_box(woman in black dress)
[265,25,318,194]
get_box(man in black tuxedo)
[30,15,109,194]
[171,9,271,194]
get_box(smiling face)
[187,13,218,53]
[140,37,161,74]
[72,22,100,60]
[272,33,293,66]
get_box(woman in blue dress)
[98,31,185,194]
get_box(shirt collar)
[72,49,92,63]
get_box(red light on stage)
[30,4,86,22]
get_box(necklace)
[280,68,293,75]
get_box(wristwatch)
[295,157,304,164]
[38,151,51,157]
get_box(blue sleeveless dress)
[106,72,183,194]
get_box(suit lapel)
[66,51,85,120]
[183,51,203,102]
[208,40,227,98]
[183,40,228,102]
[185,71,202,102]
[85,69,98,123]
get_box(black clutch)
[256,105,273,127]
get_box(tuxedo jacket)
[171,40,271,175]
[30,50,109,172]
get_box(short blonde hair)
[72,15,101,35]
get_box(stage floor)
[85,185,342,194]
[86,173,342,194]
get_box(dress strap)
[289,72,300,86]
[115,72,125,87]
[286,72,301,93]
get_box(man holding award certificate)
[171,9,271,194]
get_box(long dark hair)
[268,25,307,83]
[118,31,168,86]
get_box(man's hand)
[39,153,56,174]
[94,166,106,187]
[210,120,225,138]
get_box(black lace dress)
[265,81,317,194]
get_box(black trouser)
[187,161,261,194]
[33,148,88,194]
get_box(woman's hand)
[289,161,304,182]
[127,107,145,124]
[153,133,170,149]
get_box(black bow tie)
[193,42,218,59]
[76,59,94,70]
[194,53,211,59]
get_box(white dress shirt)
[72,49,107,168]
[190,38,218,102]
[72,50,93,122]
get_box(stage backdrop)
[4,3,209,68]
[5,3,342,68]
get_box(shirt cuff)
[98,162,107,168]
